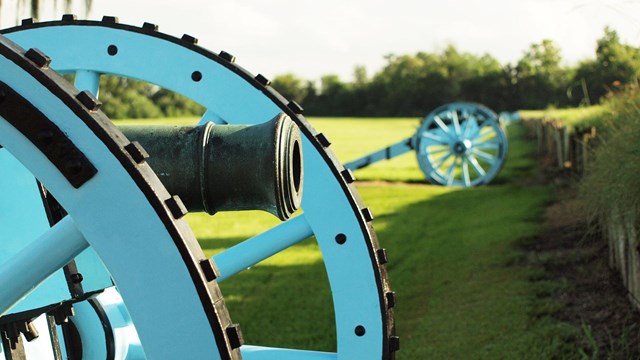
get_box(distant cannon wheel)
[2,16,397,359]
[415,102,508,186]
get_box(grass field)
[519,105,607,130]
[115,116,575,358]
[308,117,425,182]
[309,119,575,358]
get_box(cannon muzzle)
[120,113,303,220]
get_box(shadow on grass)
[198,236,336,351]
[369,183,579,359]
[356,123,572,358]
[218,261,337,352]
[191,123,575,357]
[198,182,565,358]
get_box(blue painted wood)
[0,47,225,359]
[0,217,87,315]
[344,137,414,171]
[0,150,71,314]
[416,102,508,186]
[6,23,390,359]
[214,215,313,282]
[242,345,336,359]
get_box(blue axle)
[344,137,415,171]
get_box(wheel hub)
[451,139,472,156]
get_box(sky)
[3,0,640,81]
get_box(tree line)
[3,3,638,118]
[95,27,638,119]
[273,27,640,116]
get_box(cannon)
[0,16,397,359]
[0,68,302,358]
[345,102,508,186]
[120,114,303,220]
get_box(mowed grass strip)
[359,182,567,359]
[519,106,607,130]
[309,117,426,182]
[117,116,573,357]
[346,123,574,358]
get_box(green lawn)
[359,183,572,359]
[117,116,576,358]
[308,117,426,182]
[519,106,607,130]
[346,123,575,358]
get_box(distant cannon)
[345,102,509,186]
[499,111,521,124]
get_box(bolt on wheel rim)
[2,16,397,359]
[0,34,239,359]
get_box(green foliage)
[514,40,569,108]
[573,27,640,105]
[270,27,640,117]
[578,319,638,359]
[307,74,356,116]
[270,73,312,105]
[267,46,519,117]
[578,322,600,359]
[90,28,640,119]
[151,88,205,117]
[519,105,608,130]
[580,86,640,223]
[98,76,204,119]
[99,77,163,119]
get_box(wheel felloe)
[2,16,396,359]
[416,102,508,187]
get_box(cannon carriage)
[0,16,397,359]
[345,102,509,187]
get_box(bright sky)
[4,0,640,81]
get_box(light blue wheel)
[0,35,238,359]
[3,16,397,359]
[415,102,508,187]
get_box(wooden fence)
[523,117,640,309]
[523,118,597,174]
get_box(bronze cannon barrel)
[120,113,303,220]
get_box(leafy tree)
[271,73,310,105]
[267,31,640,115]
[461,69,514,110]
[98,76,162,119]
[97,76,204,119]
[151,89,205,117]
[573,27,640,104]
[513,39,568,108]
[369,52,446,116]
[314,74,354,116]
[353,65,368,86]
[366,47,507,116]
